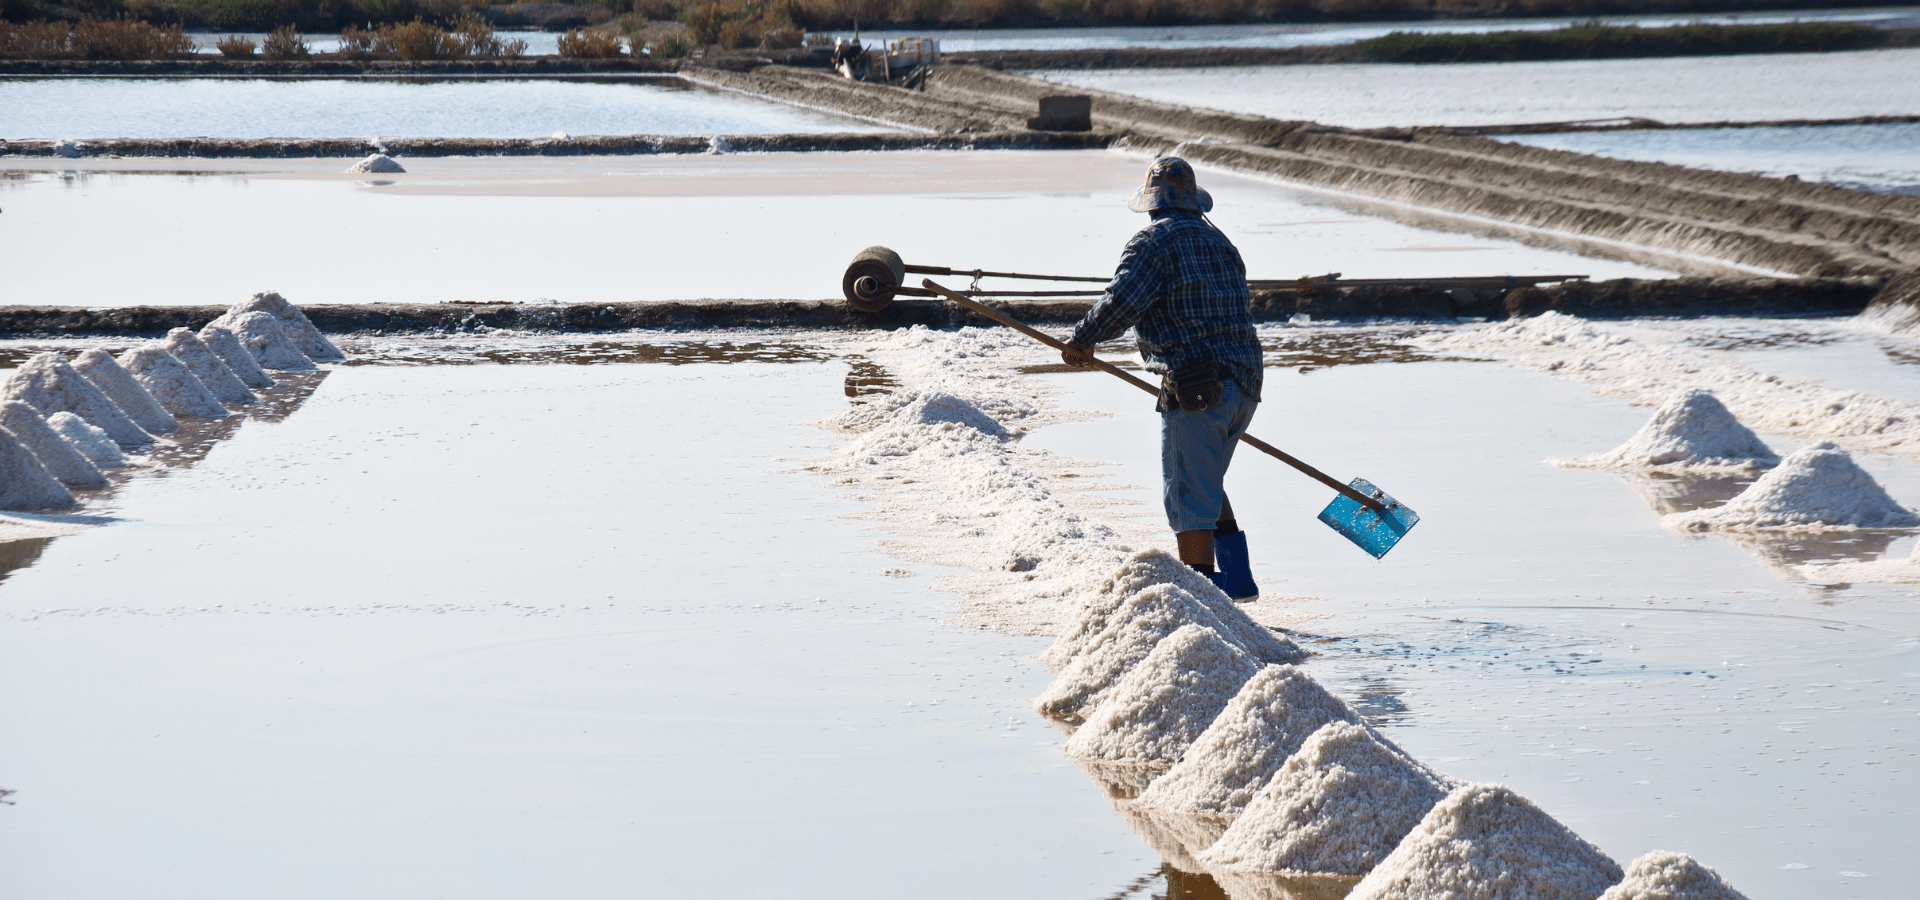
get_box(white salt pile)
[47,412,127,467]
[1036,566,1307,720]
[1042,548,1306,674]
[0,427,76,511]
[1202,721,1451,877]
[1426,312,1920,457]
[1345,782,1623,900]
[118,346,230,419]
[200,325,276,389]
[1064,623,1263,765]
[1134,665,1363,820]
[1598,851,1751,900]
[218,312,317,372]
[1,354,153,448]
[160,328,255,405]
[0,401,105,488]
[1662,442,1920,532]
[347,153,405,174]
[835,389,1014,439]
[1557,389,1777,473]
[69,349,180,436]
[210,291,345,362]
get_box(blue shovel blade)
[1316,477,1419,559]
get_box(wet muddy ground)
[4,319,1919,898]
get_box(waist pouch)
[1160,360,1222,412]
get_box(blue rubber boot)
[1209,530,1259,601]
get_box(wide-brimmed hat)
[1126,156,1213,213]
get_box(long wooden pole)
[919,278,1389,517]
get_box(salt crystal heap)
[1134,665,1362,822]
[219,312,316,372]
[1663,442,1920,532]
[69,349,179,436]
[1064,623,1263,767]
[346,153,405,174]
[835,390,1013,439]
[1037,550,1307,720]
[1202,721,1451,877]
[208,291,344,363]
[1559,389,1776,473]
[0,353,153,448]
[1598,851,1751,900]
[199,325,276,389]
[1346,782,1623,900]
[119,346,229,419]
[47,412,127,466]
[0,427,77,510]
[160,328,255,405]
[0,401,105,488]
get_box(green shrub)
[648,33,690,58]
[260,23,308,58]
[556,27,625,57]
[214,32,255,56]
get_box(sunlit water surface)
[1036,48,1920,128]
[1503,123,1920,195]
[0,78,894,140]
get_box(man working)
[1060,157,1263,601]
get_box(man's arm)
[1063,231,1165,367]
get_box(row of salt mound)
[1599,851,1751,900]
[1663,442,1920,532]
[0,401,105,488]
[1346,782,1623,900]
[48,412,125,466]
[1557,389,1777,473]
[1,354,153,449]
[207,291,343,367]
[1202,720,1450,877]
[1063,623,1263,768]
[0,423,78,510]
[121,346,230,419]
[1038,548,1307,720]
[202,325,276,389]
[163,328,256,405]
[71,350,179,436]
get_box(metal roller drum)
[842,246,907,312]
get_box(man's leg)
[1162,381,1256,593]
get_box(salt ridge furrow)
[1427,312,1920,456]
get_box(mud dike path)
[696,64,1920,287]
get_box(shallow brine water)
[5,317,1920,899]
[0,151,1682,308]
[862,5,1920,51]
[1036,48,1920,128]
[0,78,895,140]
[1503,122,1920,196]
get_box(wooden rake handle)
[919,279,1389,517]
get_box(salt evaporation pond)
[0,77,895,140]
[5,318,1920,898]
[0,151,1680,308]
[866,6,1920,50]
[1504,123,1920,196]
[1036,48,1920,128]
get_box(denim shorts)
[1161,377,1258,533]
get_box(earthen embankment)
[0,278,1877,337]
[0,131,1109,158]
[705,64,1920,282]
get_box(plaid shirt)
[1071,211,1263,402]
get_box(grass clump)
[213,33,255,56]
[556,26,627,57]
[260,23,308,58]
[0,16,193,59]
[336,17,527,59]
[1356,20,1882,63]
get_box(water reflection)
[844,356,901,398]
[1260,327,1453,374]
[1708,529,1904,585]
[0,537,56,585]
[1212,871,1360,900]
[1622,473,1753,516]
